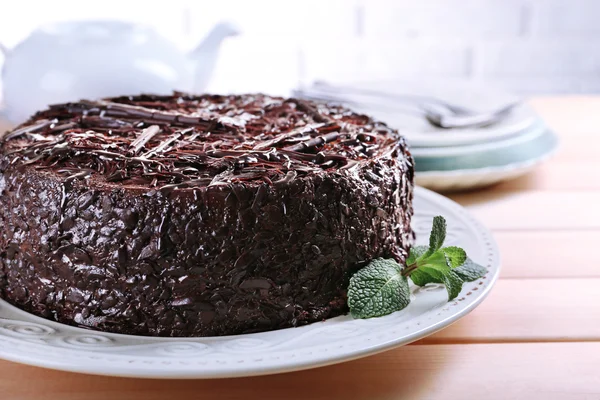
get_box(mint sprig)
[443,246,467,268]
[426,215,446,256]
[347,216,487,319]
[453,258,488,282]
[347,259,410,319]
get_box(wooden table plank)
[551,137,600,163]
[495,230,600,278]
[529,96,600,137]
[1,343,599,400]
[449,191,600,230]
[422,278,600,343]
[494,160,600,191]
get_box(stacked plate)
[296,81,559,191]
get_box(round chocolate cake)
[0,93,414,337]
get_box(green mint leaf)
[420,250,450,271]
[443,246,467,268]
[409,265,445,286]
[406,245,428,266]
[348,258,411,319]
[453,258,488,282]
[426,216,447,256]
[443,271,464,300]
[408,249,449,285]
[410,267,464,301]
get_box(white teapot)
[0,20,239,123]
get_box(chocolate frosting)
[1,93,404,191]
[0,93,414,337]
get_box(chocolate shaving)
[287,98,333,123]
[1,119,56,141]
[1,93,403,189]
[284,131,342,152]
[129,125,161,155]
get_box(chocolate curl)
[287,98,333,123]
[64,100,239,133]
[129,125,161,155]
[283,131,342,152]
[1,119,55,141]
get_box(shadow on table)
[3,344,455,399]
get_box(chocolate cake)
[0,93,414,337]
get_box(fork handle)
[312,81,472,114]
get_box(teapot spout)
[188,22,240,93]
[0,43,9,56]
[189,22,240,58]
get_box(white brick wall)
[299,39,473,83]
[532,0,600,37]
[481,40,600,77]
[0,0,599,96]
[184,0,359,40]
[362,0,527,38]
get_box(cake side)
[0,93,414,337]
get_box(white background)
[1,0,599,96]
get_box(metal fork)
[299,82,521,129]
[422,102,520,129]
[312,81,474,115]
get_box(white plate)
[413,127,558,171]
[302,80,539,148]
[416,162,543,192]
[415,129,559,192]
[0,187,500,379]
[410,122,547,158]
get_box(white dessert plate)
[416,160,547,192]
[0,187,500,379]
[414,128,559,191]
[301,80,538,148]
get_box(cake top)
[0,93,406,189]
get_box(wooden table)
[1,97,599,399]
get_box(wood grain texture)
[494,160,600,191]
[1,343,599,400]
[495,230,600,278]
[529,96,600,137]
[552,138,600,162]
[449,191,600,230]
[422,279,600,343]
